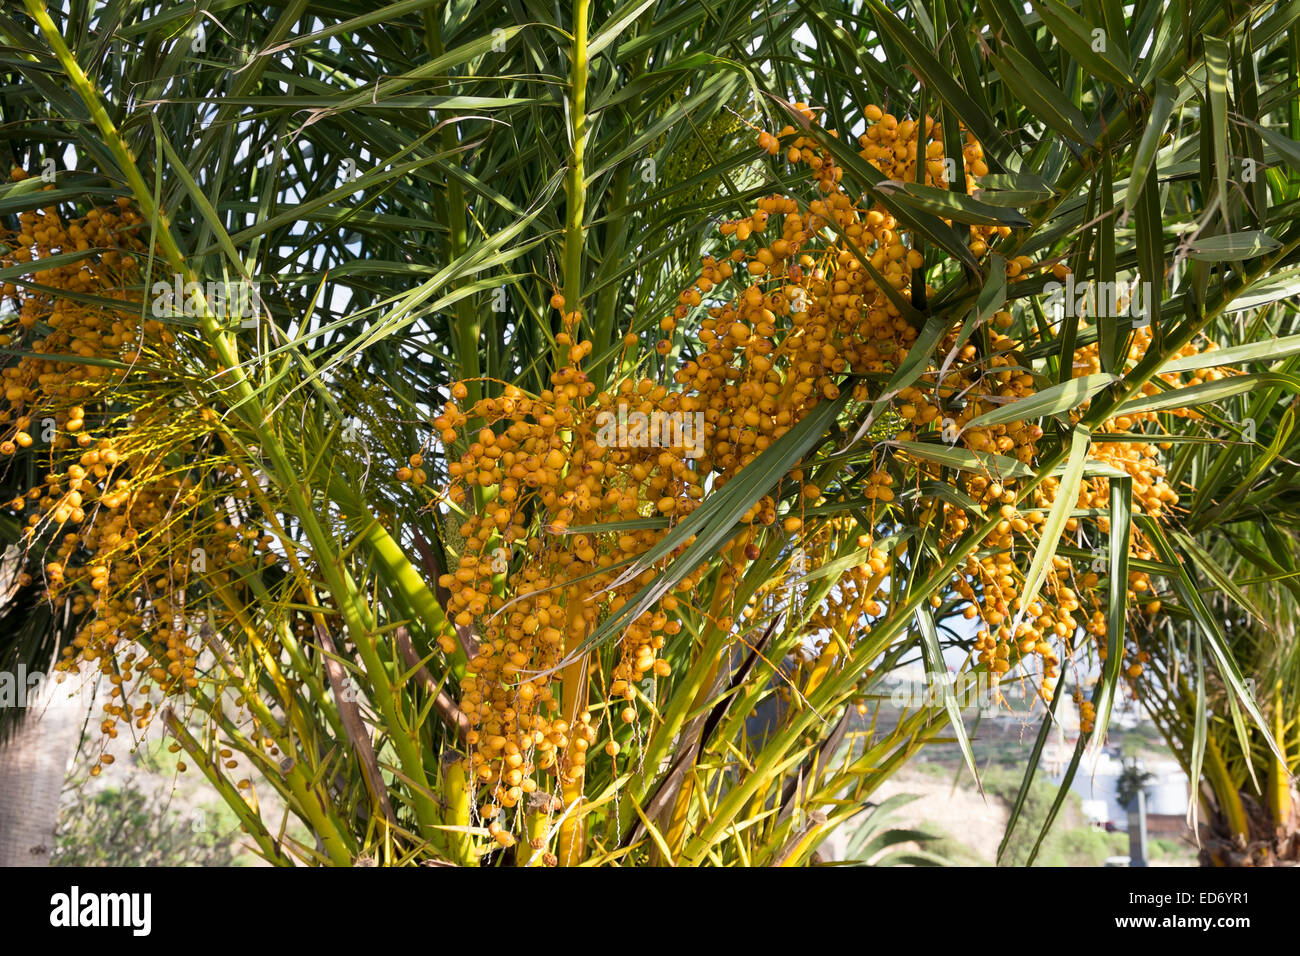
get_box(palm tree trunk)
[0,678,93,866]
[1201,788,1300,866]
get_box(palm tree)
[1137,520,1300,865]
[1117,757,1155,811]
[0,0,1296,867]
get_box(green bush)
[53,780,242,867]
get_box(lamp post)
[1128,787,1149,867]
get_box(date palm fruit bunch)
[773,106,1231,725]
[0,170,274,771]
[435,102,1237,831]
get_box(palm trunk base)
[1201,791,1300,866]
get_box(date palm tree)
[0,0,1297,867]
[1138,520,1300,865]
